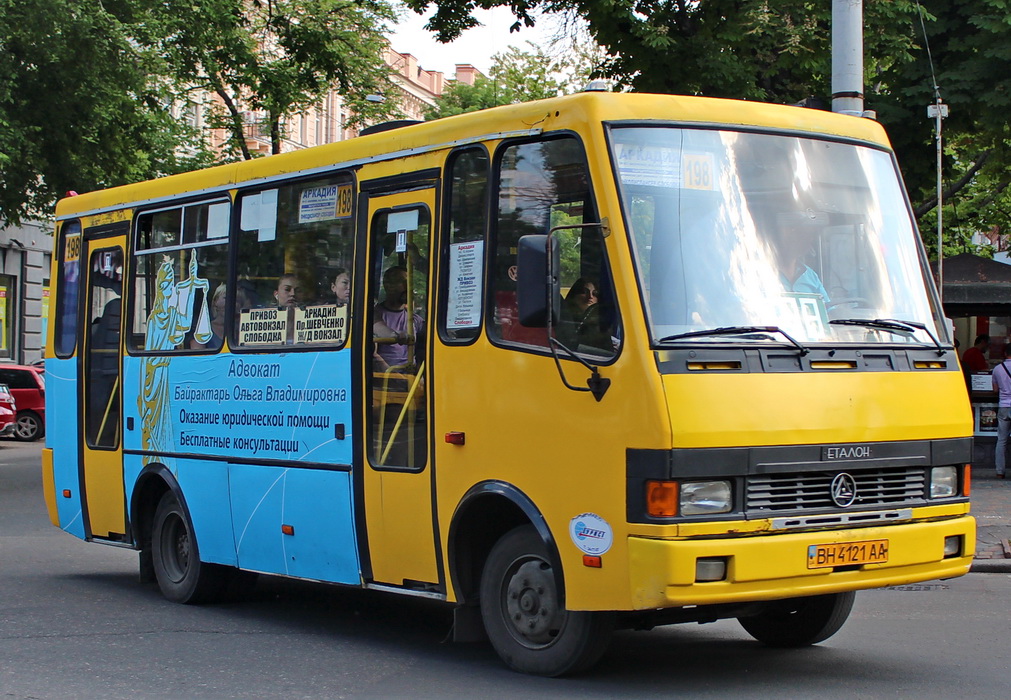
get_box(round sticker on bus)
[569,513,613,555]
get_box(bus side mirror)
[517,234,560,327]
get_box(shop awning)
[933,253,1011,316]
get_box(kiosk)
[935,253,1011,470]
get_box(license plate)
[807,539,888,568]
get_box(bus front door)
[79,230,127,540]
[360,187,440,590]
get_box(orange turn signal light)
[62,489,72,498]
[646,480,678,517]
[281,524,295,536]
[964,464,971,497]
[582,555,602,568]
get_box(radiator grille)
[746,467,927,513]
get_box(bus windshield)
[610,125,946,347]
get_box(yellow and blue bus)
[43,91,974,676]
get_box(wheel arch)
[129,463,187,551]
[447,481,564,606]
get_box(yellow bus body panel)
[82,449,126,538]
[663,370,972,448]
[41,448,59,528]
[628,511,974,609]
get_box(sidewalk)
[969,466,1011,573]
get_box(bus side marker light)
[62,490,72,498]
[583,555,602,568]
[445,431,466,445]
[696,557,728,582]
[646,480,678,517]
[281,524,295,536]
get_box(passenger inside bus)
[191,283,252,350]
[373,265,424,370]
[274,273,302,308]
[330,268,351,307]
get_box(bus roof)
[54,92,892,221]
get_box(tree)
[0,0,211,223]
[424,43,565,120]
[869,0,1011,257]
[138,0,399,158]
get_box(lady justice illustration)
[139,252,211,462]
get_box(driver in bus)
[768,207,830,301]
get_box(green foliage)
[0,0,399,222]
[424,44,565,119]
[0,0,213,223]
[136,0,398,157]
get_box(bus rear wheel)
[151,492,228,604]
[479,525,613,676]
[738,591,855,647]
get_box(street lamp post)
[927,99,948,293]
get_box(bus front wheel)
[738,591,855,647]
[151,492,227,604]
[479,525,613,676]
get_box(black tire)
[479,525,613,676]
[14,411,42,441]
[151,492,228,604]
[738,591,855,647]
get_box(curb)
[970,558,1011,573]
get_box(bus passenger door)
[359,186,440,589]
[79,232,127,540]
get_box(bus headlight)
[680,481,732,515]
[930,466,958,498]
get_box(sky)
[387,6,551,77]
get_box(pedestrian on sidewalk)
[991,343,1011,479]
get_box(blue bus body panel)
[45,357,85,539]
[124,453,238,567]
[117,350,358,582]
[229,465,359,583]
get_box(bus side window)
[130,201,230,353]
[54,220,82,358]
[439,147,489,343]
[490,137,620,358]
[233,176,354,349]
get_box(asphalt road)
[2,440,1010,699]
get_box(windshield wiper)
[658,325,809,355]
[829,318,945,356]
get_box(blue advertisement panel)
[122,351,352,465]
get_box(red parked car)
[0,384,15,439]
[0,364,45,441]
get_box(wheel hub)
[504,559,564,646]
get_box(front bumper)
[628,514,975,609]
[0,422,15,438]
